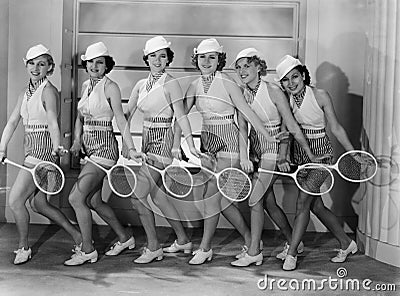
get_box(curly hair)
[191,52,227,71]
[82,55,115,74]
[143,48,174,66]
[280,65,311,87]
[244,56,268,77]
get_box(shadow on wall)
[315,61,363,232]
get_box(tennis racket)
[81,152,137,199]
[321,150,377,182]
[258,163,334,196]
[1,157,65,195]
[144,158,194,199]
[184,153,252,202]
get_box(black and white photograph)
[0,0,399,295]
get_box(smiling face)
[235,57,260,88]
[280,67,305,95]
[147,48,168,74]
[197,52,219,75]
[86,56,107,79]
[26,55,52,82]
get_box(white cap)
[23,44,52,65]
[193,38,223,55]
[81,42,109,61]
[275,55,302,81]
[234,47,265,64]
[143,36,171,56]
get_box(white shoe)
[231,252,263,267]
[236,240,263,259]
[163,240,192,254]
[64,250,98,266]
[134,247,163,264]
[189,249,213,265]
[276,241,304,260]
[282,254,297,271]
[13,247,32,265]
[105,237,135,256]
[331,240,357,263]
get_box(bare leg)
[68,163,104,253]
[88,190,130,243]
[264,189,293,242]
[8,170,38,249]
[198,178,221,251]
[287,191,313,256]
[31,194,82,245]
[151,183,190,245]
[218,157,251,247]
[130,170,160,251]
[311,197,352,249]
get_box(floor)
[0,223,399,296]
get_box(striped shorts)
[82,120,118,168]
[200,114,239,159]
[292,128,333,165]
[249,124,280,162]
[24,124,57,166]
[142,117,174,164]
[293,128,333,192]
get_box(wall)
[0,0,369,232]
[302,0,368,232]
[0,0,9,217]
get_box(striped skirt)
[292,128,333,165]
[82,120,118,168]
[200,114,239,159]
[142,117,174,164]
[24,125,57,166]
[249,124,280,162]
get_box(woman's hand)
[52,146,68,157]
[277,158,291,172]
[70,140,82,157]
[240,159,254,174]
[171,148,182,160]
[129,149,146,163]
[274,131,291,142]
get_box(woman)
[64,42,136,266]
[124,36,200,264]
[182,39,287,265]
[276,55,357,271]
[0,44,82,264]
[230,48,317,266]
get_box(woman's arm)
[269,84,315,160]
[43,84,63,154]
[70,113,83,156]
[237,112,253,173]
[0,93,24,158]
[315,88,354,151]
[106,80,141,161]
[172,81,197,156]
[165,76,199,157]
[222,74,285,143]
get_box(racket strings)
[34,163,64,193]
[164,166,192,198]
[218,169,251,202]
[296,166,333,195]
[338,152,377,181]
[109,166,136,197]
